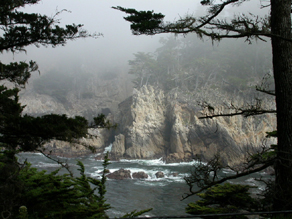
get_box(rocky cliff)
[42,128,112,157]
[20,82,276,165]
[111,85,276,165]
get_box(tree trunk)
[271,0,292,211]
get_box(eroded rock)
[155,171,165,178]
[106,169,131,180]
[113,85,276,165]
[111,134,125,160]
[132,171,148,179]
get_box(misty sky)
[2,0,269,78]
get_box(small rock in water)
[171,172,179,177]
[132,171,148,179]
[155,171,164,178]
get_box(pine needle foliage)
[121,208,153,218]
[186,183,258,219]
[14,154,111,219]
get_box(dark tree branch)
[196,0,240,29]
[0,10,101,53]
[256,87,276,96]
[114,0,292,43]
[182,151,275,200]
[199,98,276,119]
[199,109,276,119]
[36,149,74,177]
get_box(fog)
[2,0,272,106]
[2,1,270,76]
[2,1,200,75]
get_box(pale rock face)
[21,80,276,165]
[21,93,66,115]
[42,128,111,157]
[115,86,167,159]
[113,85,276,165]
[111,134,125,159]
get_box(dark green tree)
[0,2,152,218]
[0,0,101,154]
[0,1,113,218]
[12,155,111,219]
[186,183,258,219]
[114,0,292,215]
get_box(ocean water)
[17,152,268,218]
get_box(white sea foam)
[222,168,236,175]
[104,144,112,154]
[90,171,102,178]
[120,157,165,166]
[88,153,101,161]
[166,160,201,166]
[119,158,200,167]
[134,180,168,187]
[107,168,120,173]
[35,162,61,168]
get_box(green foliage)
[266,130,277,138]
[0,2,120,219]
[18,206,28,219]
[1,111,89,152]
[1,152,153,219]
[114,1,270,41]
[0,154,110,219]
[0,0,92,53]
[112,6,164,35]
[0,0,103,155]
[91,114,117,130]
[186,183,258,219]
[0,61,38,87]
[121,208,153,218]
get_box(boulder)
[106,169,131,180]
[132,171,148,179]
[155,171,165,178]
[171,172,179,177]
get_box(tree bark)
[271,0,292,211]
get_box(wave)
[17,152,45,157]
[134,180,169,187]
[104,144,112,154]
[119,157,200,167]
[35,162,62,168]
